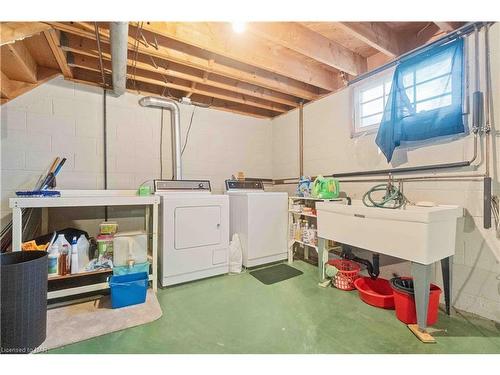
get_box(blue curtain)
[375,38,465,162]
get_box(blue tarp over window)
[375,38,465,162]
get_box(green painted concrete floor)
[49,261,500,354]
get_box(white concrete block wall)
[271,24,500,322]
[1,76,272,236]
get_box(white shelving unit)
[288,195,342,263]
[9,190,160,299]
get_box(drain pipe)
[483,24,493,229]
[110,22,128,96]
[299,102,304,177]
[139,96,182,180]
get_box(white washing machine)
[156,180,229,286]
[225,180,288,267]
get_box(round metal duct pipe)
[110,22,128,96]
[139,96,182,180]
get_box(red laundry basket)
[328,259,360,291]
[390,277,442,326]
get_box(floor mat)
[35,289,162,352]
[250,263,303,285]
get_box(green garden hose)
[362,184,407,209]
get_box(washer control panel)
[225,179,264,191]
[155,179,211,192]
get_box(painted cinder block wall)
[0,77,272,236]
[271,24,500,322]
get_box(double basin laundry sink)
[316,200,463,265]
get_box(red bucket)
[390,277,442,326]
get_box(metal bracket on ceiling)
[151,35,159,50]
[150,56,158,70]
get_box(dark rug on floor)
[250,264,303,285]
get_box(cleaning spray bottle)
[71,236,79,274]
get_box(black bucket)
[390,277,415,294]
[1,251,48,354]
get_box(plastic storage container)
[1,251,48,353]
[112,261,150,276]
[96,234,114,260]
[328,259,360,291]
[354,277,395,309]
[390,277,442,326]
[109,272,148,309]
[99,221,118,235]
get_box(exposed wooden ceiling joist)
[1,21,468,118]
[336,22,401,57]
[67,53,289,114]
[60,33,300,108]
[434,22,464,32]
[71,67,277,119]
[43,29,73,78]
[0,66,59,101]
[0,22,51,46]
[1,40,38,83]
[0,70,14,98]
[248,22,366,76]
[49,22,320,101]
[140,22,342,92]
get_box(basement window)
[351,70,394,136]
[352,39,463,139]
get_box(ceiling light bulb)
[232,22,246,33]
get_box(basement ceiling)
[0,21,464,118]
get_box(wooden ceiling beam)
[1,70,14,98]
[43,29,73,78]
[70,67,275,118]
[336,22,401,57]
[434,22,463,32]
[68,54,288,114]
[60,33,299,108]
[140,22,341,91]
[1,40,38,83]
[49,22,320,101]
[248,22,366,76]
[0,67,60,104]
[0,22,51,46]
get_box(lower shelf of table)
[47,274,155,299]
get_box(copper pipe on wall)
[299,102,304,177]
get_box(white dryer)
[225,180,288,267]
[156,180,229,286]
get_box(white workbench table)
[9,190,160,299]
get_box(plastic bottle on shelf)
[71,236,79,274]
[302,221,309,244]
[309,224,317,246]
[53,233,70,250]
[47,243,59,276]
[76,234,90,272]
[59,244,70,276]
[294,221,300,241]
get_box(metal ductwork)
[139,96,182,180]
[110,22,128,96]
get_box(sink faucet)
[385,173,406,208]
[385,173,394,201]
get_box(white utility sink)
[316,200,463,265]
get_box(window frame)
[351,39,468,139]
[351,69,394,138]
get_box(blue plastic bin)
[109,272,148,309]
